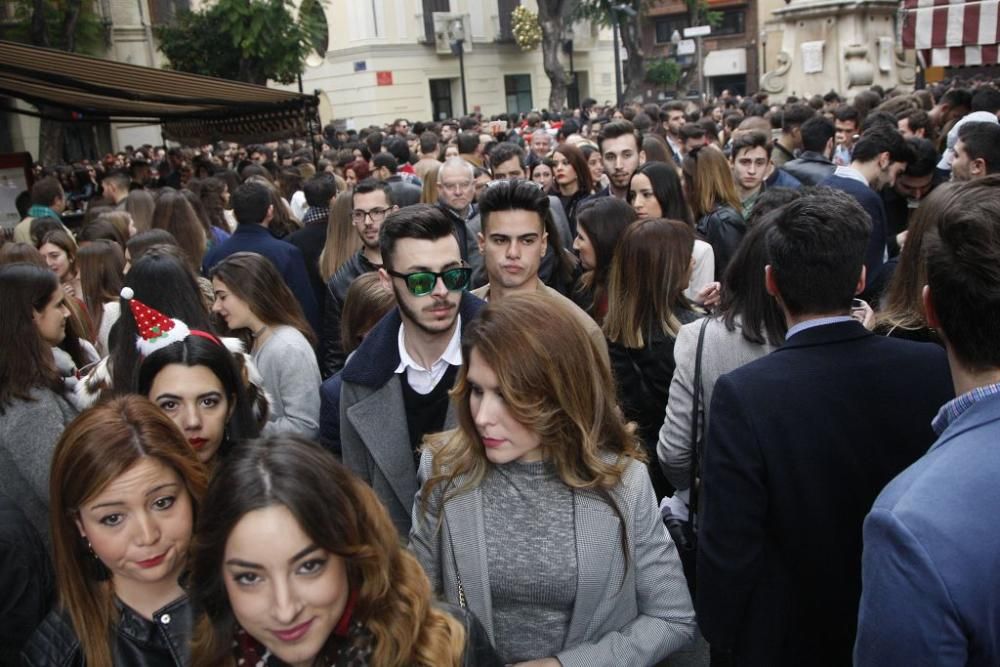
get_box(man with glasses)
[320,179,398,377]
[436,157,485,287]
[339,204,485,536]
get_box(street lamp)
[610,3,637,109]
[449,18,468,117]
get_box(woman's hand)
[511,659,561,667]
[62,282,75,298]
[695,281,721,309]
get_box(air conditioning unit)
[433,12,472,56]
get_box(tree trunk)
[30,0,49,47]
[62,0,83,53]
[619,8,645,102]
[537,0,577,112]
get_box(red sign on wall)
[376,71,393,86]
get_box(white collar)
[395,315,463,374]
[833,165,869,187]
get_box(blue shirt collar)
[785,315,855,340]
[932,380,1000,435]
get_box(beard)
[391,282,460,337]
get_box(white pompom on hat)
[120,287,191,357]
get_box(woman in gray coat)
[411,292,695,667]
[0,264,78,544]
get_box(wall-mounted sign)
[376,71,393,86]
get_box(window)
[505,75,532,114]
[497,0,520,42]
[423,0,450,43]
[430,79,454,121]
[654,8,745,42]
[655,15,689,45]
[149,0,190,25]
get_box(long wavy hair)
[420,292,644,548]
[49,396,208,667]
[189,437,465,667]
[604,218,695,347]
[210,252,316,346]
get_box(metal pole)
[698,36,705,102]
[612,14,623,108]
[458,40,468,116]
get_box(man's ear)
[477,232,486,254]
[971,157,986,178]
[922,284,941,329]
[638,149,647,166]
[855,264,867,296]
[378,267,392,291]
[764,264,780,298]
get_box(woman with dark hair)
[641,134,674,165]
[530,158,555,192]
[579,143,607,191]
[137,324,262,466]
[151,189,207,275]
[77,240,125,355]
[412,292,696,665]
[22,396,208,667]
[181,187,230,251]
[571,196,636,324]
[657,208,790,536]
[682,147,746,279]
[124,228,178,272]
[211,252,321,438]
[629,161,715,300]
[38,228,83,299]
[97,249,215,398]
[604,219,703,500]
[189,437,498,667]
[196,176,235,234]
[551,143,595,236]
[0,264,78,542]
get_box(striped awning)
[901,0,1000,67]
[0,39,319,145]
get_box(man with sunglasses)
[319,179,398,377]
[338,204,485,537]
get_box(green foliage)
[3,0,108,54]
[156,0,328,85]
[684,0,722,27]
[646,58,680,87]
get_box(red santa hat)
[120,287,191,357]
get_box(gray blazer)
[410,451,696,666]
[657,317,776,490]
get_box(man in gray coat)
[339,204,484,536]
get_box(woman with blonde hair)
[189,436,499,667]
[125,188,155,234]
[318,191,361,282]
[420,164,440,204]
[21,395,208,667]
[604,219,702,500]
[411,292,696,666]
[682,146,746,279]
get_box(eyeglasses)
[352,207,390,224]
[386,266,471,296]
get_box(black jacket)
[0,495,53,664]
[22,595,192,667]
[696,205,746,280]
[782,151,836,186]
[608,308,702,499]
[320,250,380,378]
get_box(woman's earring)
[83,536,111,581]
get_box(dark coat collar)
[776,319,871,352]
[341,291,485,388]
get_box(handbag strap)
[688,317,710,527]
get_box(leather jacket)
[782,151,837,186]
[696,205,746,280]
[320,250,380,378]
[21,595,192,667]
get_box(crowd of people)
[2,78,1000,666]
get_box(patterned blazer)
[409,450,697,666]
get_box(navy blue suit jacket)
[819,174,888,283]
[203,224,320,334]
[696,321,953,665]
[855,393,1000,666]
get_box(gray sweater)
[481,459,577,663]
[0,389,78,544]
[253,325,321,439]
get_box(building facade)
[279,0,619,128]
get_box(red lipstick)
[137,552,166,569]
[272,618,314,642]
[188,437,208,450]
